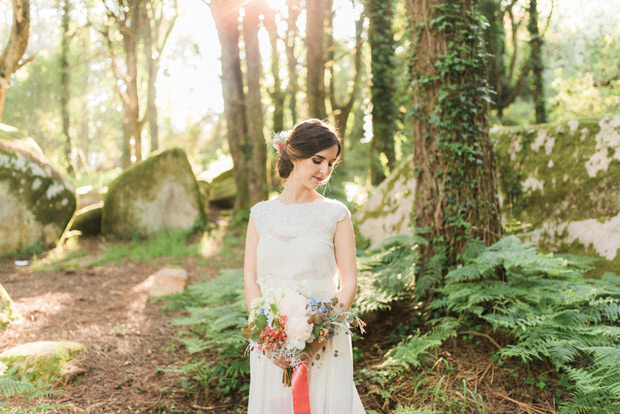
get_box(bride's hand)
[268,354,291,369]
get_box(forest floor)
[1,214,556,414]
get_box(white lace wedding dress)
[247,197,366,414]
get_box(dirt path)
[1,233,245,413]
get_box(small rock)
[148,268,188,298]
[0,340,85,383]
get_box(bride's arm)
[244,218,261,312]
[334,215,358,310]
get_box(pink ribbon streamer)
[292,363,311,414]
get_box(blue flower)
[308,297,319,307]
[259,308,265,315]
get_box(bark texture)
[211,0,251,210]
[528,0,547,123]
[305,0,327,119]
[0,0,31,121]
[243,0,268,203]
[367,0,397,185]
[409,0,502,264]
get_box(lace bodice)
[250,198,349,295]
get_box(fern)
[432,235,620,413]
[0,377,37,398]
[160,269,249,398]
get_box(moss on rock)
[0,283,18,331]
[355,115,620,269]
[0,341,84,383]
[102,148,207,239]
[208,169,236,209]
[0,129,76,256]
[354,154,416,247]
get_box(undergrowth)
[0,364,64,413]
[161,226,620,413]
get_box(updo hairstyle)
[276,119,342,179]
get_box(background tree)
[366,0,397,185]
[409,0,502,266]
[0,0,30,121]
[305,0,328,119]
[243,0,268,203]
[479,0,528,120]
[101,0,145,168]
[327,5,363,143]
[59,0,74,174]
[142,0,178,153]
[285,0,301,125]
[527,0,547,123]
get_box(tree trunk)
[367,0,397,185]
[528,0,547,123]
[286,0,301,124]
[144,0,159,153]
[123,0,142,167]
[60,0,74,175]
[264,5,286,134]
[0,0,30,121]
[243,0,268,203]
[305,0,327,119]
[409,0,502,266]
[327,6,363,144]
[142,0,177,154]
[211,0,252,211]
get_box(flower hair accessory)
[269,130,291,153]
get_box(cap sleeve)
[249,201,269,236]
[334,200,350,223]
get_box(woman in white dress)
[244,119,366,413]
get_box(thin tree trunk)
[286,0,301,125]
[143,0,159,153]
[211,0,251,211]
[367,0,397,185]
[243,0,268,203]
[409,0,502,266]
[264,5,286,134]
[305,0,327,119]
[60,0,74,175]
[327,6,362,144]
[0,0,31,121]
[528,0,547,123]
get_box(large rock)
[494,115,620,267]
[1,282,18,331]
[148,268,188,298]
[355,115,620,268]
[0,341,84,382]
[208,168,236,209]
[102,148,206,239]
[0,124,76,256]
[69,202,103,235]
[355,154,415,247]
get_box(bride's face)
[290,145,339,189]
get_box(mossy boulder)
[70,202,103,235]
[494,115,620,268]
[0,282,18,331]
[0,124,76,256]
[102,148,206,239]
[208,168,236,209]
[355,154,416,247]
[355,115,620,268]
[0,341,84,383]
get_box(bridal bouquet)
[242,284,363,386]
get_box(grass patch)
[94,229,201,266]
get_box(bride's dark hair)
[276,119,342,179]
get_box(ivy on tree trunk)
[409,0,502,266]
